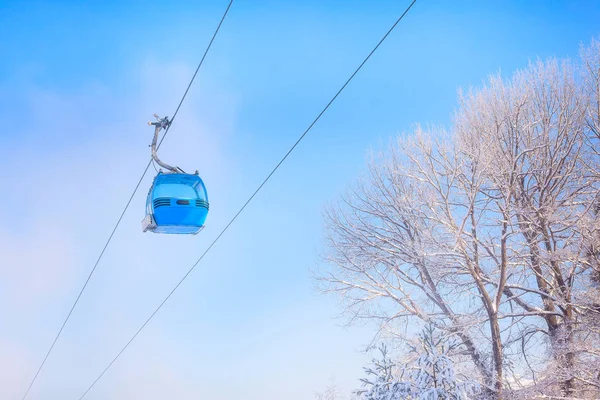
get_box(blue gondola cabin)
[142,172,209,234]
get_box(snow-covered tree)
[405,325,479,399]
[356,327,480,400]
[317,36,600,399]
[356,344,412,400]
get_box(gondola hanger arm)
[148,114,184,174]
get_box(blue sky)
[1,0,599,399]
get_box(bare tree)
[455,53,600,396]
[319,126,511,397]
[317,37,600,399]
[315,377,343,400]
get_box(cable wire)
[20,2,235,398]
[76,2,417,398]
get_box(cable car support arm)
[148,114,185,174]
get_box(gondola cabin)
[142,172,209,234]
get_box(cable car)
[142,115,209,234]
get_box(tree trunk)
[489,312,504,399]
